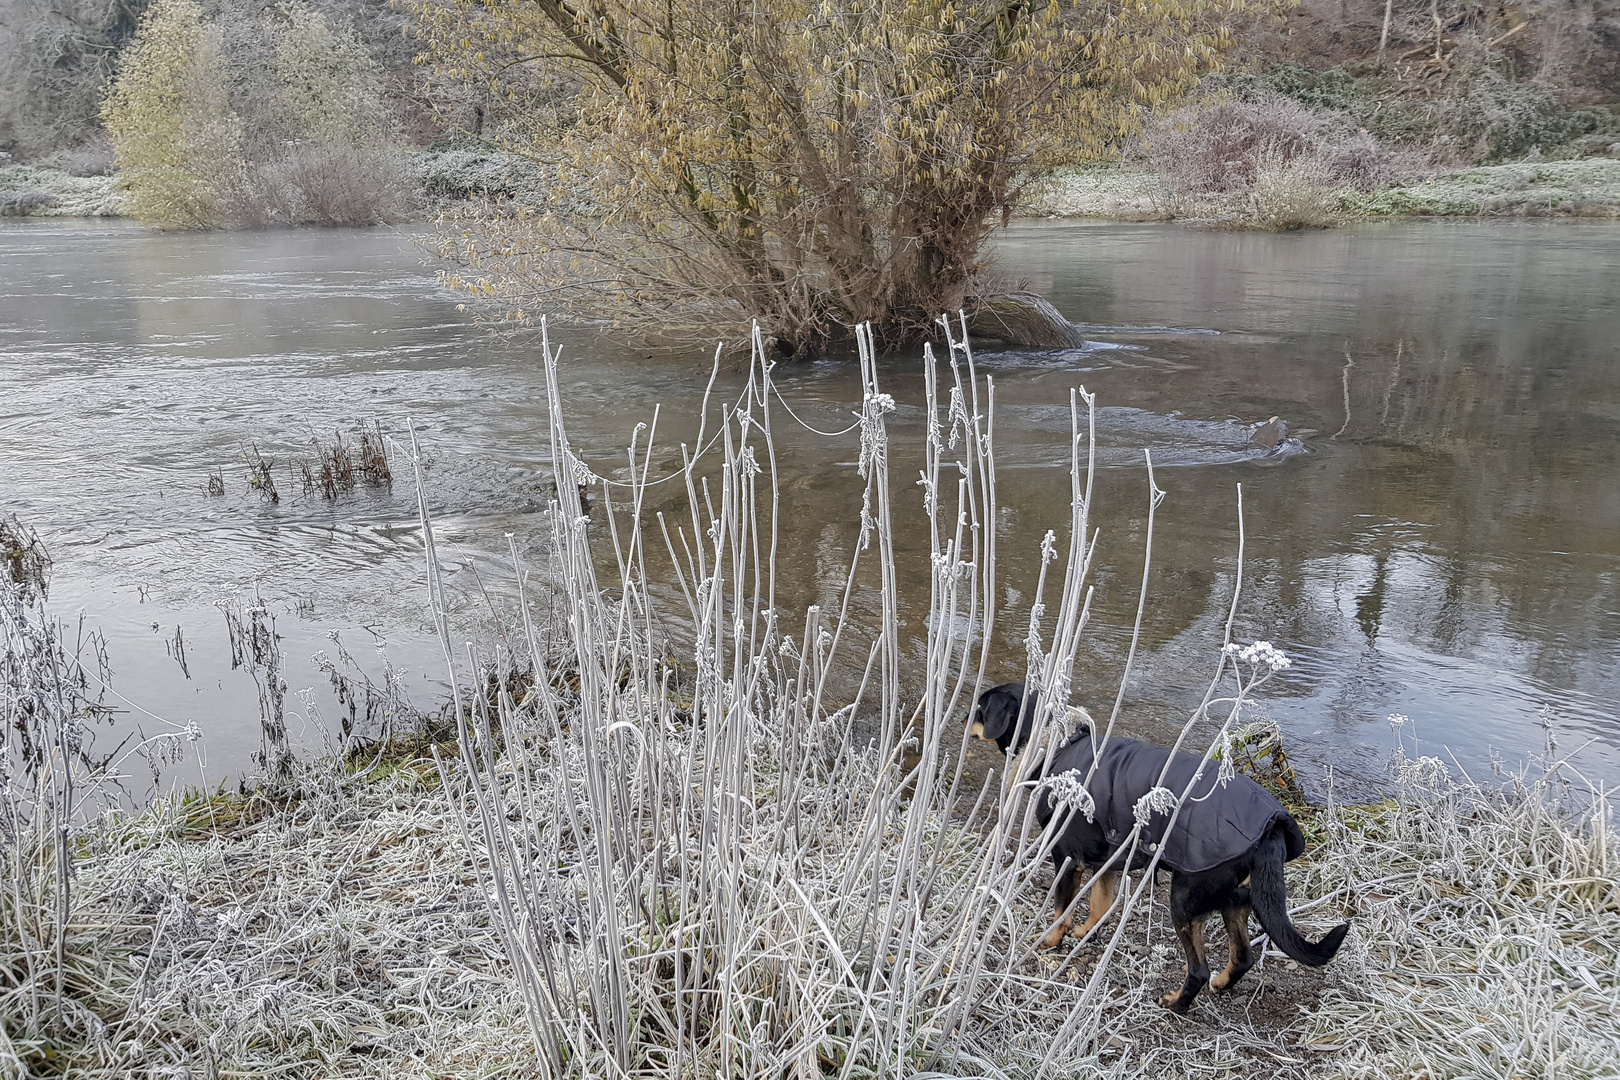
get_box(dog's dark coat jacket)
[972,681,1347,1013]
[1038,733,1306,874]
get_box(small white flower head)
[857,393,896,478]
[1043,769,1096,822]
[1132,786,1179,829]
[1397,754,1450,788]
[570,456,599,487]
[736,445,760,479]
[1388,712,1410,731]
[185,720,203,743]
[1226,639,1291,672]
[1040,529,1058,562]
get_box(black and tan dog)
[970,681,1349,1013]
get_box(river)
[2,217,1616,798]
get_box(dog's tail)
[1249,827,1349,967]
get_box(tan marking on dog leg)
[1211,905,1254,991]
[1039,861,1087,949]
[1160,918,1208,1012]
[1069,868,1119,941]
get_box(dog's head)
[969,682,1038,756]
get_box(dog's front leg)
[1068,868,1119,941]
[1039,858,1087,949]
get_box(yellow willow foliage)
[417,0,1259,352]
[101,0,242,228]
[268,2,391,150]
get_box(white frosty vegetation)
[1,323,1614,1079]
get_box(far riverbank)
[8,152,1620,227]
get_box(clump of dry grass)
[242,443,279,504]
[0,514,51,600]
[1249,151,1344,230]
[1,562,202,1076]
[1144,93,1425,229]
[1149,94,1330,195]
[299,423,392,500]
[236,143,411,228]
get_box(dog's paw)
[1159,989,1198,1013]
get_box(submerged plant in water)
[300,422,393,499]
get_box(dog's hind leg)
[1039,858,1088,949]
[1160,916,1209,1014]
[1211,905,1254,991]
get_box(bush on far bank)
[101,0,409,229]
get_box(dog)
[969,681,1349,1013]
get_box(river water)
[2,218,1617,798]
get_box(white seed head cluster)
[1042,769,1096,822]
[1132,785,1179,828]
[1224,639,1291,671]
[1397,754,1451,788]
[569,454,599,487]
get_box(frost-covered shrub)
[1146,93,1328,194]
[101,0,242,228]
[102,0,403,228]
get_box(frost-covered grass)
[1346,159,1620,219]
[7,152,1614,226]
[1291,738,1620,1080]
[12,723,1613,1078]
[5,325,1616,1079]
[1021,158,1620,224]
[0,165,125,217]
[0,150,584,223]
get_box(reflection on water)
[1,218,1616,796]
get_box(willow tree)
[419,0,1253,354]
